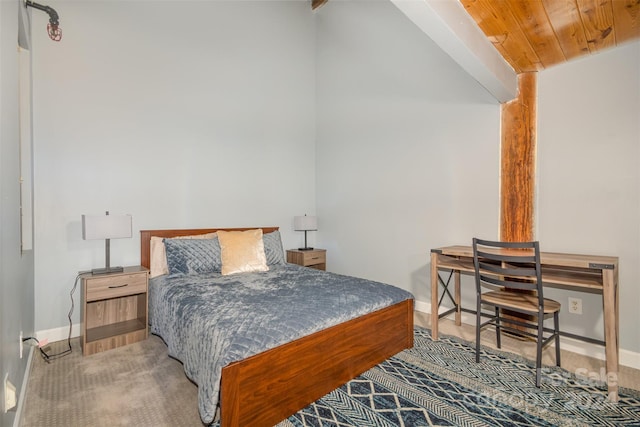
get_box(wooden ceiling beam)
[542,0,590,61]
[461,0,543,73]
[506,0,567,68]
[463,0,639,72]
[577,0,616,53]
[611,0,640,44]
[315,0,638,74]
[312,0,329,11]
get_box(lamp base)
[298,247,314,251]
[91,266,124,275]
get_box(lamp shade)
[82,214,132,240]
[294,215,317,231]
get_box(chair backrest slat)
[478,260,537,278]
[479,274,539,291]
[472,238,544,305]
[475,250,536,264]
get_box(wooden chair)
[472,238,561,387]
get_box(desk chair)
[472,238,561,387]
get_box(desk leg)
[455,270,461,326]
[603,268,619,402]
[431,252,439,340]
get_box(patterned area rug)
[275,327,640,427]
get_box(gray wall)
[538,40,640,357]
[1,1,36,426]
[315,1,500,305]
[30,1,317,335]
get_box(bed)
[140,227,414,427]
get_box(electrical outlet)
[568,297,583,315]
[19,331,23,359]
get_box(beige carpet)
[20,336,202,426]
[20,314,640,427]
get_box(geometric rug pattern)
[276,327,640,427]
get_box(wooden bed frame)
[140,227,414,427]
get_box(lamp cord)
[23,274,80,362]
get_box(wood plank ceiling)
[460,0,640,73]
[312,0,640,73]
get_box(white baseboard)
[414,300,640,371]
[36,323,79,344]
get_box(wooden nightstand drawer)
[301,251,326,266]
[85,273,147,302]
[286,249,327,271]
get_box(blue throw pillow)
[263,230,286,265]
[164,237,222,276]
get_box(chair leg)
[554,311,561,367]
[494,306,501,349]
[476,297,481,363]
[535,315,544,387]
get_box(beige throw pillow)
[149,232,216,278]
[217,229,269,275]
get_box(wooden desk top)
[432,245,618,270]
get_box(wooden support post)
[500,72,537,242]
[500,72,537,332]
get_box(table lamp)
[82,211,132,275]
[294,215,317,251]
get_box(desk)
[430,245,619,401]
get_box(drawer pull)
[311,257,319,260]
[108,284,128,289]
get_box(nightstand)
[286,249,326,271]
[80,266,149,356]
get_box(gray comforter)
[149,263,414,424]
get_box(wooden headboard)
[140,227,279,270]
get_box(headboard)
[140,227,279,270]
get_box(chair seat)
[482,290,561,314]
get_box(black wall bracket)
[25,0,59,26]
